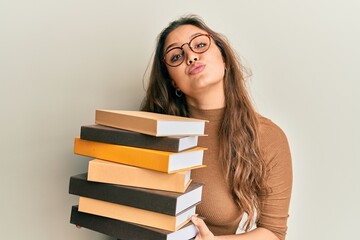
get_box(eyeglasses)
[163,34,212,67]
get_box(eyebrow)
[164,32,204,52]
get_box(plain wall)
[1,0,359,239]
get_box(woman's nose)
[184,47,199,65]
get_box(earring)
[175,89,183,97]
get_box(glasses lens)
[163,34,211,67]
[190,35,211,53]
[164,48,184,67]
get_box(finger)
[191,215,210,236]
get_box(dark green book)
[69,173,203,215]
[80,124,199,152]
[70,205,197,240]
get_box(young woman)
[141,15,292,240]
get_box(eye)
[190,35,210,52]
[166,48,183,63]
[195,42,207,49]
[170,53,183,63]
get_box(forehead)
[164,25,207,47]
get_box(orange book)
[78,197,197,231]
[88,159,192,193]
[74,137,206,173]
[95,109,208,136]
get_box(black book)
[69,173,203,215]
[70,205,197,240]
[80,124,199,152]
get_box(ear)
[171,80,178,88]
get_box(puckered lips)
[188,63,205,75]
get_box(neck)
[185,91,225,110]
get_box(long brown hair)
[141,15,268,230]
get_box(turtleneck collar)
[187,104,225,122]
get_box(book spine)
[78,197,195,231]
[74,137,170,172]
[70,206,172,240]
[69,173,178,215]
[80,125,181,152]
[88,159,189,193]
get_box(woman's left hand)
[191,215,215,240]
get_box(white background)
[1,1,359,239]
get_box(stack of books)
[69,110,208,240]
